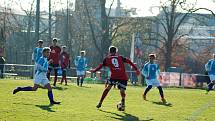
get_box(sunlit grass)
[0,79,215,121]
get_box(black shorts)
[48,64,59,71]
[107,78,127,90]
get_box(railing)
[0,64,210,88]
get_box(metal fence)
[0,64,210,88]
[160,72,210,88]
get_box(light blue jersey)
[74,56,87,71]
[205,59,215,75]
[34,56,49,85]
[36,56,49,75]
[32,47,43,63]
[142,62,160,79]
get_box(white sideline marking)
[185,96,215,121]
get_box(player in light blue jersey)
[13,47,60,105]
[205,54,215,93]
[74,51,88,86]
[141,54,167,103]
[32,40,43,63]
[32,40,43,75]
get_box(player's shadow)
[79,85,91,88]
[35,104,55,112]
[52,86,68,90]
[151,101,172,107]
[99,109,153,121]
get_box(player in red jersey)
[47,38,61,86]
[59,46,70,85]
[90,46,140,111]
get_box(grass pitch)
[0,79,215,121]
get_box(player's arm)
[156,64,162,79]
[32,48,36,63]
[156,64,161,75]
[74,57,78,67]
[85,58,88,68]
[205,60,211,72]
[123,57,140,75]
[142,64,149,78]
[90,58,106,73]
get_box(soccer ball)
[117,102,124,111]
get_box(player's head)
[38,40,43,47]
[42,47,51,58]
[80,51,86,56]
[62,46,67,51]
[52,38,58,45]
[149,53,156,62]
[109,46,118,54]
[213,53,215,59]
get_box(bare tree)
[148,0,205,71]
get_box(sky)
[0,0,215,16]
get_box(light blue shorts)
[34,78,49,86]
[146,79,160,87]
[76,70,85,76]
[209,75,215,82]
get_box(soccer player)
[205,54,215,93]
[0,55,5,78]
[59,46,70,85]
[74,51,88,87]
[47,38,61,86]
[142,54,167,103]
[32,40,43,75]
[90,46,140,111]
[13,47,61,105]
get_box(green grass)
[0,79,215,121]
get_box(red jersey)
[49,45,61,64]
[60,51,70,68]
[94,54,138,80]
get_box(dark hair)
[109,46,117,53]
[80,51,85,55]
[38,40,43,43]
[52,38,58,42]
[42,47,51,53]
[149,54,156,58]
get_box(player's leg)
[80,71,85,87]
[0,66,3,78]
[206,80,215,93]
[77,76,80,86]
[119,89,126,111]
[96,79,115,108]
[155,79,166,103]
[64,69,67,85]
[53,67,58,86]
[13,84,39,94]
[117,80,127,111]
[206,75,215,93]
[80,75,84,87]
[157,86,167,103]
[105,79,109,88]
[143,78,152,100]
[44,83,61,105]
[76,71,80,86]
[60,68,65,84]
[143,85,152,100]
